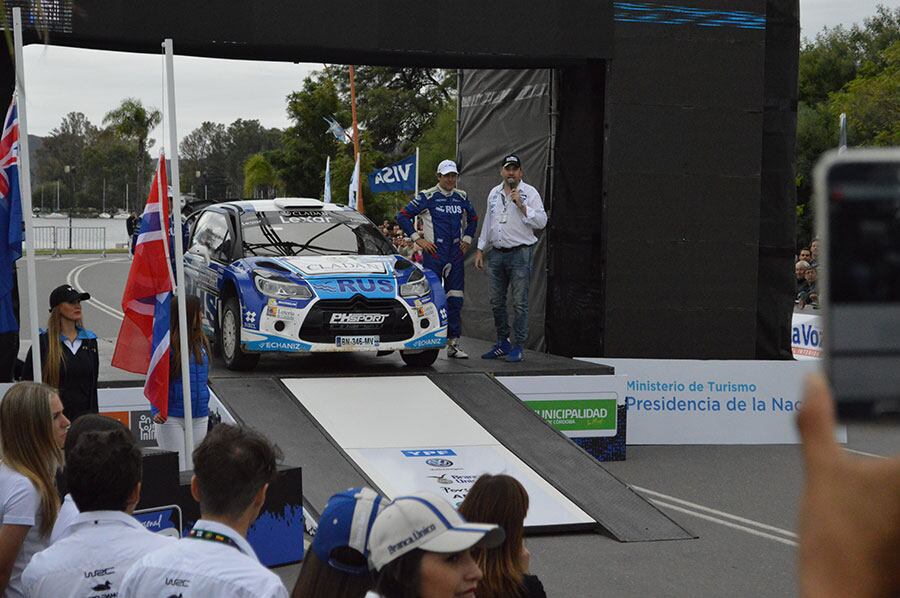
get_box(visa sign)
[374,164,412,185]
[369,154,417,193]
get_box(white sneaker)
[447,338,469,359]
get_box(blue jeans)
[486,245,533,346]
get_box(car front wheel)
[221,296,260,371]
[400,349,439,367]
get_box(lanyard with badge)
[188,528,241,552]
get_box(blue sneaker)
[481,338,511,359]
[506,346,525,362]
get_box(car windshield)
[241,209,394,257]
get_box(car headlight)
[253,272,312,299]
[400,268,431,298]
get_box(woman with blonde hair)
[0,382,69,596]
[22,285,99,422]
[153,295,211,470]
[458,474,547,598]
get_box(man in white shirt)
[475,154,548,362]
[118,424,288,598]
[22,425,172,597]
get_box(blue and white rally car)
[183,198,448,370]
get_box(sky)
[21,0,899,146]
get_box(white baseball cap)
[368,492,504,571]
[437,159,459,175]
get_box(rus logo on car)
[329,313,388,325]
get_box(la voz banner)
[368,154,416,193]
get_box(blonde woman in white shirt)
[0,382,69,597]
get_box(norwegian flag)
[0,95,23,334]
[112,154,175,417]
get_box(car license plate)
[336,335,380,348]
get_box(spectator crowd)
[795,237,820,309]
[2,376,899,597]
[0,380,548,598]
[380,219,424,264]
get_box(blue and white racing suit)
[397,185,478,339]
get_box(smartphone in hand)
[814,148,900,418]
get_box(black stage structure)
[458,1,799,359]
[1,0,798,360]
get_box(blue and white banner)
[133,505,182,538]
[791,311,822,360]
[577,358,841,444]
[368,154,417,193]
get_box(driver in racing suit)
[397,159,478,358]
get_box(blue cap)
[311,487,387,575]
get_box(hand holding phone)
[814,148,900,418]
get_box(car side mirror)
[188,245,211,265]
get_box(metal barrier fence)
[32,226,107,257]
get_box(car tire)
[400,349,439,367]
[221,296,260,371]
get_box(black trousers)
[0,331,19,382]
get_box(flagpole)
[413,146,420,224]
[349,65,363,213]
[324,156,331,203]
[13,9,42,382]
[164,39,194,469]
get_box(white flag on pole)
[348,154,360,210]
[838,113,848,153]
[163,38,195,470]
[324,156,332,203]
[12,9,42,382]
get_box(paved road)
[18,254,900,596]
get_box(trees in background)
[178,119,282,199]
[103,98,161,202]
[225,119,282,195]
[81,129,135,212]
[34,103,152,214]
[243,153,280,198]
[267,66,457,224]
[180,122,229,198]
[275,75,345,198]
[30,66,458,224]
[34,112,101,212]
[795,5,900,245]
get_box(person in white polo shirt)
[118,424,288,598]
[22,422,172,597]
[475,154,548,363]
[365,492,505,598]
[50,414,130,544]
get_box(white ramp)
[282,376,594,529]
